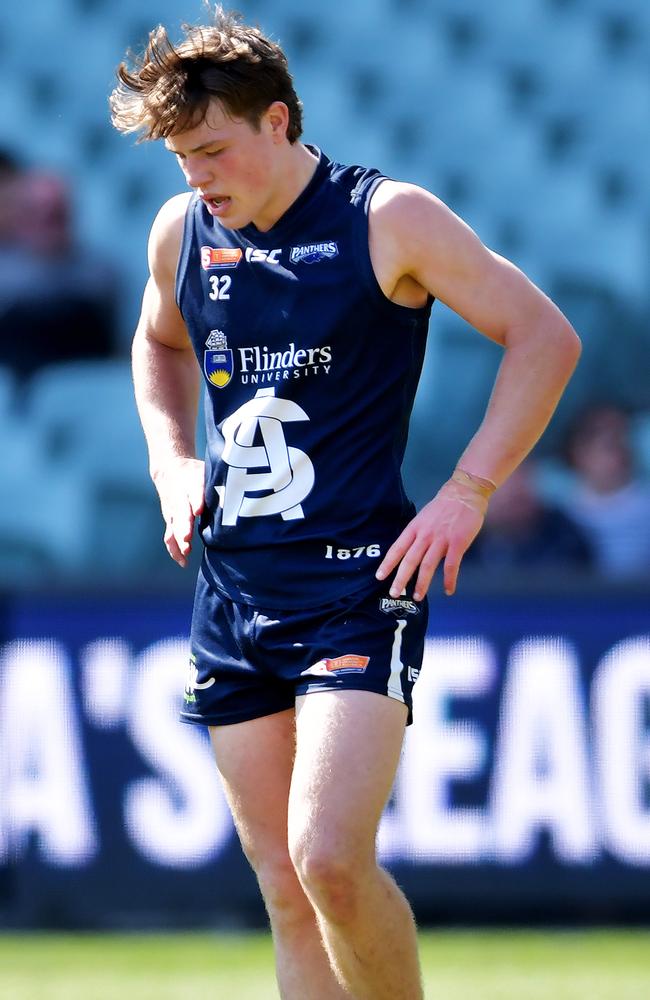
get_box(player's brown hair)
[110,5,303,143]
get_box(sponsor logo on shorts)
[407,665,420,683]
[184,654,216,703]
[379,597,419,615]
[301,654,370,678]
[201,246,243,269]
[204,330,234,388]
[290,241,338,265]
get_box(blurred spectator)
[0,148,24,244]
[560,403,650,579]
[0,156,119,378]
[466,460,594,572]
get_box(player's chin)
[216,202,256,230]
[217,212,249,230]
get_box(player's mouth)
[202,195,231,216]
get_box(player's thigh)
[209,708,296,871]
[288,690,407,865]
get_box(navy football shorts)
[182,563,429,728]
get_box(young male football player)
[111,8,580,998]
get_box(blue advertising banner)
[0,587,649,927]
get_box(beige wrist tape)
[451,467,497,500]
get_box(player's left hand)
[375,472,494,599]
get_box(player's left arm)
[372,181,582,598]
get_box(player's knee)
[254,853,312,925]
[290,838,367,926]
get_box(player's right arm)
[132,193,204,568]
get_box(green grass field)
[0,930,649,999]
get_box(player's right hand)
[152,457,205,567]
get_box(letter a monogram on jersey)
[215,388,315,525]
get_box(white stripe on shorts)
[386,618,407,703]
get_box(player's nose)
[183,158,213,190]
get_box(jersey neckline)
[237,145,329,243]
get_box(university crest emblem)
[204,330,234,388]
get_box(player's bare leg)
[289,690,423,1000]
[209,712,351,1000]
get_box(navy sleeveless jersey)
[175,148,433,608]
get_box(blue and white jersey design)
[175,148,433,608]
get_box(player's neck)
[252,143,319,232]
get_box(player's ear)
[265,101,289,143]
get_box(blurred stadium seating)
[0,0,648,584]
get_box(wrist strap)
[452,467,497,500]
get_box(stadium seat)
[20,361,163,575]
[404,311,503,507]
[0,366,16,417]
[586,0,650,26]
[24,360,147,482]
[0,419,92,580]
[631,412,650,480]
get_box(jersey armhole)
[353,176,434,319]
[174,194,197,312]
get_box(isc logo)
[245,247,282,264]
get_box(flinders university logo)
[204,330,234,388]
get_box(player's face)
[165,99,286,230]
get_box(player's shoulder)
[148,192,192,278]
[369,178,476,269]
[369,179,451,232]
[149,192,192,248]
